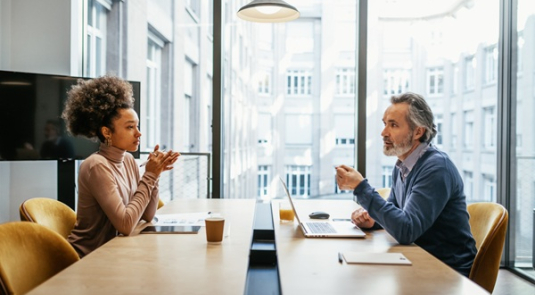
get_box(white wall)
[0,0,77,222]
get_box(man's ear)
[413,127,424,141]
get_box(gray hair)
[390,92,437,143]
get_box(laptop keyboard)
[306,222,337,234]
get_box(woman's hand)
[144,145,180,177]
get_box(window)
[435,115,443,146]
[286,166,311,197]
[383,69,411,96]
[484,45,498,84]
[145,33,163,151]
[450,112,457,149]
[258,113,271,145]
[285,114,312,145]
[258,70,271,95]
[464,171,474,201]
[85,0,110,77]
[452,64,459,95]
[483,107,496,149]
[334,115,354,146]
[183,60,196,152]
[464,55,476,91]
[427,67,444,95]
[382,166,393,188]
[336,68,355,95]
[258,165,270,197]
[186,0,200,17]
[463,111,474,149]
[287,70,312,96]
[482,174,496,202]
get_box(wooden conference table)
[28,199,489,295]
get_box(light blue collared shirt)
[395,142,430,182]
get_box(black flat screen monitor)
[0,70,141,161]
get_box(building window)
[258,165,270,197]
[336,68,355,95]
[464,55,476,91]
[450,112,457,149]
[287,70,312,96]
[463,111,474,149]
[383,69,411,96]
[145,33,164,151]
[484,45,498,84]
[286,166,311,197]
[427,67,444,95]
[85,0,110,77]
[258,70,271,95]
[482,174,496,202]
[452,64,459,95]
[382,166,393,188]
[258,113,271,145]
[464,171,473,201]
[435,114,443,147]
[335,115,354,146]
[186,0,200,16]
[483,107,496,149]
[183,59,196,152]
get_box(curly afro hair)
[62,75,134,142]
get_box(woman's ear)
[101,126,111,138]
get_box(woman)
[62,75,179,258]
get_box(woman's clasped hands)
[144,144,180,177]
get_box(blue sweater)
[354,146,477,277]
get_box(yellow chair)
[158,198,165,209]
[376,188,391,200]
[467,202,508,294]
[19,198,76,239]
[0,222,80,295]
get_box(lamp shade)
[237,0,300,23]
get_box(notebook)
[279,177,366,238]
[140,225,200,234]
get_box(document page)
[342,252,412,265]
[152,212,213,226]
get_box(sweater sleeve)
[87,162,158,236]
[355,157,453,244]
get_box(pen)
[338,252,344,264]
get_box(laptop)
[279,177,366,238]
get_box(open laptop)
[279,177,366,238]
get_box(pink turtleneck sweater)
[68,144,159,258]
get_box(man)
[336,92,477,277]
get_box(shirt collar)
[395,142,430,179]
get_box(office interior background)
[0,0,533,282]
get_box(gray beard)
[383,131,414,157]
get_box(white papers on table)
[342,252,412,265]
[152,212,214,227]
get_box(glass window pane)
[366,0,499,209]
[513,0,535,273]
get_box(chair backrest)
[19,198,77,239]
[376,188,391,200]
[467,202,508,293]
[0,222,79,295]
[157,198,165,209]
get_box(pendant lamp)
[237,0,300,23]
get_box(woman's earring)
[106,137,112,147]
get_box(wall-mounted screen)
[0,70,141,160]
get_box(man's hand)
[351,207,375,229]
[335,165,364,191]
